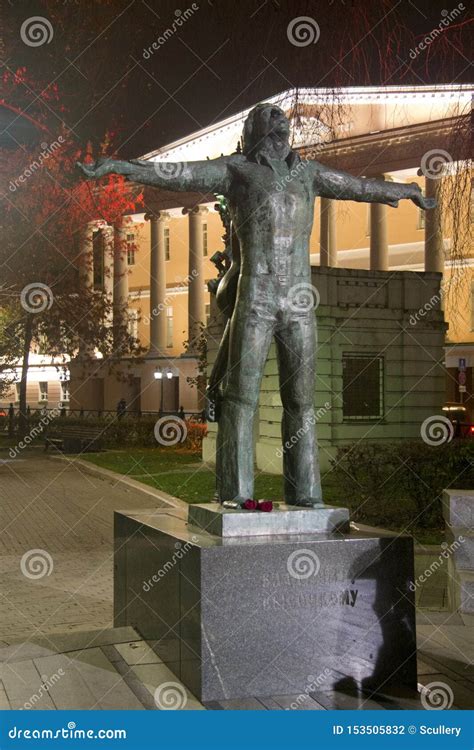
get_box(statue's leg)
[274,313,323,506]
[216,296,275,503]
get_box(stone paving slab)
[0,453,471,711]
[0,454,168,641]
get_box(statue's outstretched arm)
[77,156,230,194]
[312,161,435,210]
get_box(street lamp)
[154,368,173,413]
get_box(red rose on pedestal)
[257,500,273,512]
[242,499,257,510]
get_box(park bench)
[44,425,103,454]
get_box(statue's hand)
[76,158,134,180]
[409,182,436,210]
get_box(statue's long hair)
[242,103,282,157]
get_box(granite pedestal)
[114,507,417,702]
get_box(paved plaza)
[0,451,472,710]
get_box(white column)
[113,219,129,345]
[146,211,169,354]
[370,176,388,271]
[184,205,208,349]
[79,221,95,290]
[319,198,337,267]
[424,177,444,274]
[102,225,114,318]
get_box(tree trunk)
[18,315,33,438]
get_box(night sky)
[3,0,473,157]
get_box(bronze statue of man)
[78,103,434,508]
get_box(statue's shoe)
[287,498,326,508]
[221,498,248,509]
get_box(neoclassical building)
[3,86,472,453]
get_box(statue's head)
[242,103,290,156]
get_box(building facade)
[2,85,472,436]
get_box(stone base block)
[114,509,417,702]
[188,502,350,537]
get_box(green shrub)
[331,440,474,530]
[42,414,206,452]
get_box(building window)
[38,381,48,403]
[93,230,104,290]
[203,222,208,256]
[128,309,139,341]
[126,233,135,265]
[166,307,173,348]
[342,353,384,420]
[60,381,70,403]
[164,227,170,261]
